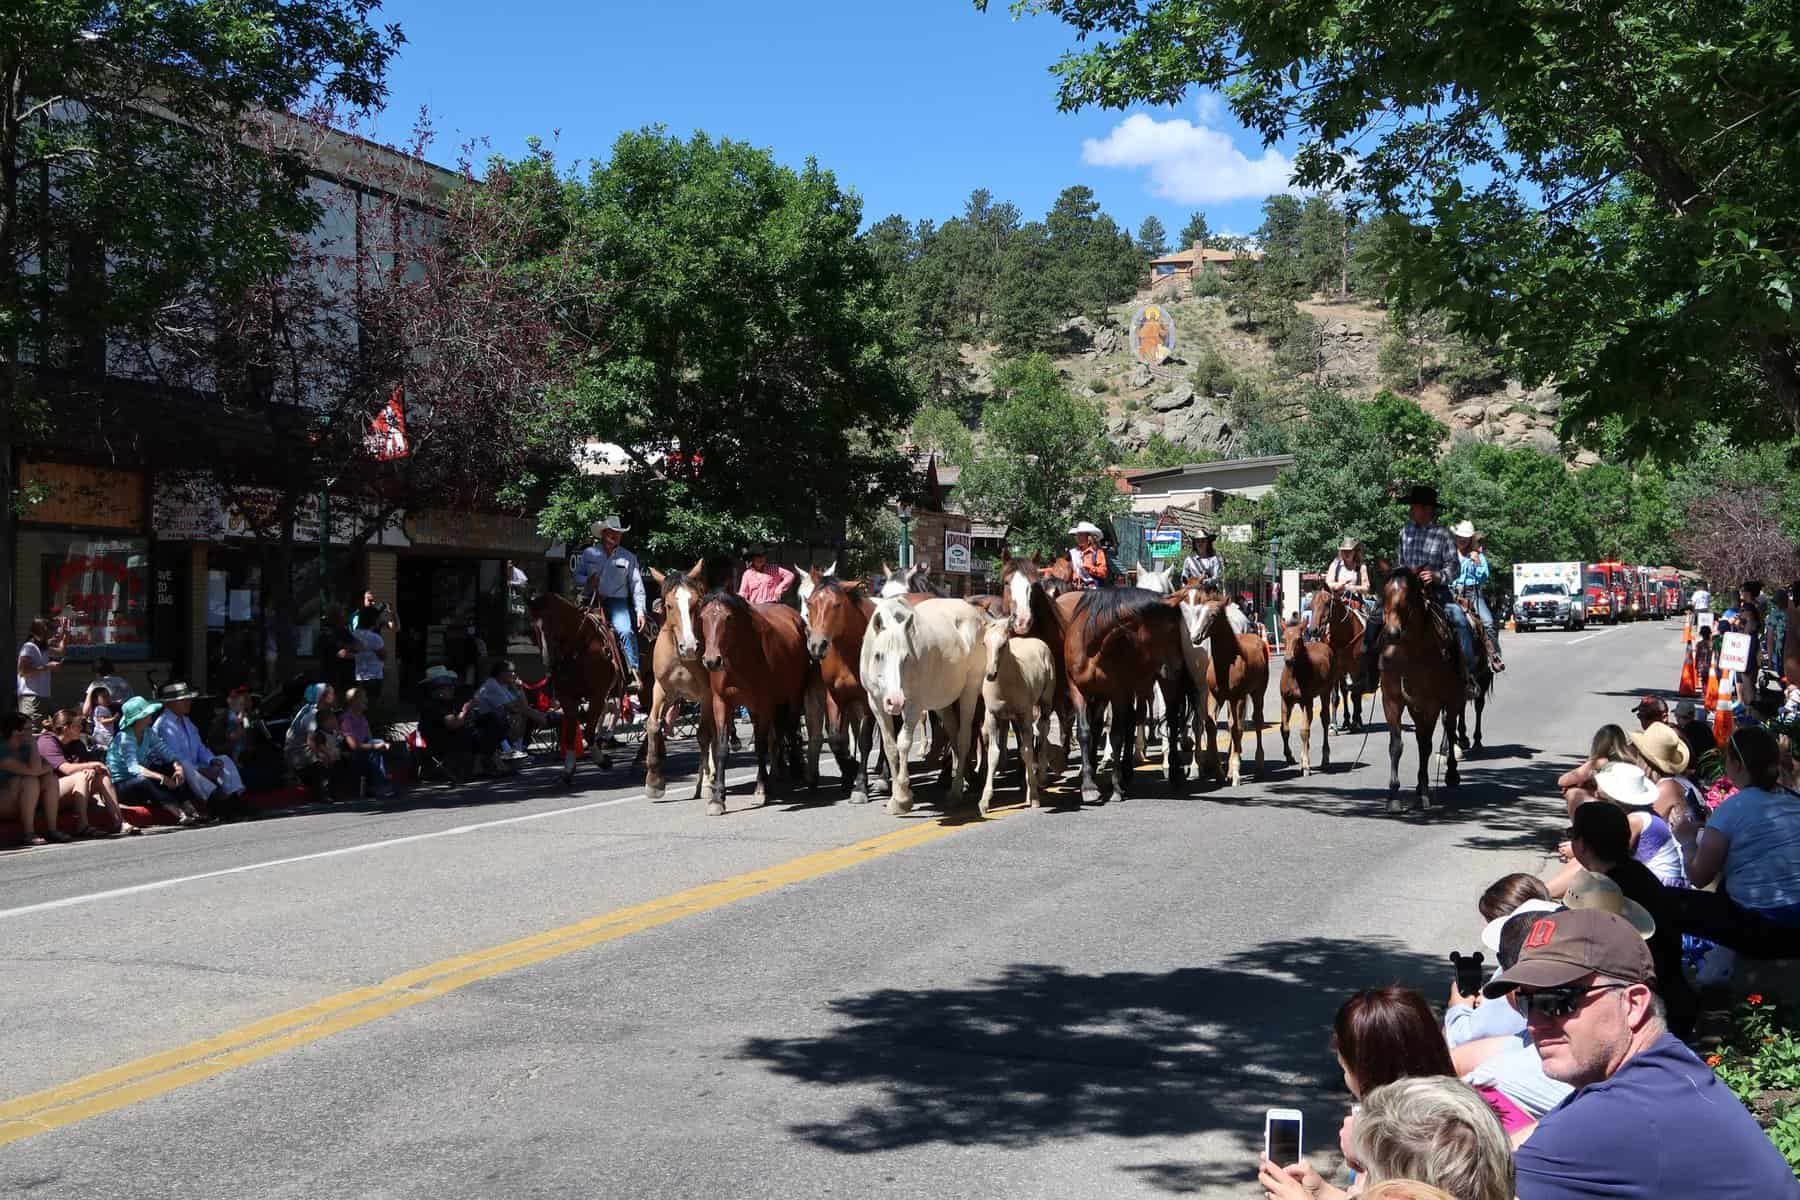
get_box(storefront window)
[40,535,152,660]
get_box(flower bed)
[1705,994,1800,1171]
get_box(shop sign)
[1144,529,1183,561]
[153,472,406,546]
[1222,524,1254,544]
[19,462,144,531]
[943,530,972,574]
[404,508,550,555]
[41,536,151,661]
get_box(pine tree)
[1137,215,1169,258]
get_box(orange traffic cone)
[1702,664,1720,710]
[1714,702,1736,746]
[1677,643,1699,697]
[1683,619,1693,646]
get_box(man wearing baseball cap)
[1630,694,1667,730]
[1488,908,1797,1198]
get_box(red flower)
[1706,1054,1723,1067]
[1748,993,1765,1005]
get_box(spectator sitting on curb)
[1352,1076,1515,1200]
[340,687,395,800]
[1558,725,1637,818]
[284,683,334,781]
[1490,908,1800,1198]
[1452,909,1575,1123]
[1477,873,1552,924]
[472,659,540,761]
[2,711,65,845]
[105,696,197,826]
[152,681,248,822]
[417,665,502,784]
[39,708,134,837]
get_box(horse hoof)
[1080,787,1101,806]
[888,795,913,816]
[1417,792,1433,811]
[848,790,869,805]
[1387,793,1404,815]
[644,782,666,801]
[706,800,726,816]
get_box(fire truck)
[1584,561,1631,623]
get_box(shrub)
[1087,377,1108,394]
[1192,268,1224,299]
[1192,348,1239,397]
[1706,994,1800,1173]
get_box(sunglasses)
[1517,983,1629,1020]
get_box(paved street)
[1,619,1681,1198]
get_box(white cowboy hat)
[1450,520,1478,540]
[1481,899,1561,955]
[1339,536,1361,553]
[1593,761,1659,809]
[1068,521,1104,537]
[590,515,630,538]
[1562,870,1657,940]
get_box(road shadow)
[738,937,1445,1193]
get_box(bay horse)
[527,591,623,785]
[1379,568,1463,812]
[1310,587,1367,735]
[1059,587,1191,804]
[1195,593,1268,787]
[641,561,717,803]
[1279,616,1335,776]
[696,591,821,815]
[803,574,879,804]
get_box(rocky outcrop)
[1149,382,1196,412]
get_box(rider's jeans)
[602,598,641,673]
[1469,592,1500,653]
[1433,586,1479,673]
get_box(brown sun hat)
[1628,721,1690,777]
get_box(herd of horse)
[525,556,1494,818]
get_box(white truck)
[1511,561,1587,631]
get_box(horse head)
[652,561,707,661]
[979,612,1011,683]
[795,561,835,629]
[697,590,750,673]
[863,598,916,715]
[1383,567,1425,637]
[1136,564,1175,596]
[1281,616,1307,656]
[805,578,865,663]
[1002,558,1040,635]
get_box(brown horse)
[1195,594,1268,787]
[527,591,623,785]
[1310,587,1367,734]
[641,560,718,802]
[803,575,878,804]
[696,591,821,815]
[1279,616,1335,776]
[1059,587,1191,804]
[1379,568,1463,812]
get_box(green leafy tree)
[985,0,1800,455]
[1117,433,1213,468]
[1362,389,1447,487]
[910,400,974,466]
[956,355,1124,555]
[511,129,918,561]
[1137,215,1169,258]
[992,221,1063,354]
[1437,442,1589,576]
[1262,391,1414,566]
[1212,495,1268,585]
[1178,211,1211,251]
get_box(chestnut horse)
[641,561,717,802]
[696,591,821,815]
[803,575,878,804]
[1059,587,1190,804]
[1195,594,1268,787]
[1279,616,1335,776]
[1379,568,1463,812]
[527,592,623,784]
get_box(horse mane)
[1075,586,1174,638]
[660,571,703,601]
[701,589,754,618]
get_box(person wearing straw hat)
[1067,521,1110,589]
[1626,721,1706,858]
[1450,519,1503,672]
[1326,536,1371,600]
[572,516,647,686]
[152,681,247,821]
[1180,530,1223,587]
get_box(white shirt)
[1691,588,1711,613]
[16,641,50,698]
[352,629,386,681]
[85,674,133,706]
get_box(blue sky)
[367,0,1299,241]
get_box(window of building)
[40,535,151,660]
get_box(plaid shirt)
[1399,521,1458,581]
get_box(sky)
[365,0,1301,243]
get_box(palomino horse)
[1059,588,1191,804]
[1379,568,1464,812]
[803,574,879,804]
[527,591,623,784]
[860,597,987,816]
[642,561,717,803]
[696,592,820,815]
[1279,616,1335,775]
[977,613,1057,812]
[1194,592,1268,787]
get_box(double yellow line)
[0,807,1007,1145]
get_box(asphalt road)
[0,618,1684,1198]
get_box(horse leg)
[805,682,825,794]
[890,706,918,814]
[1320,692,1331,769]
[691,702,715,803]
[1252,693,1267,778]
[705,692,731,816]
[949,687,980,808]
[1281,697,1295,765]
[1473,691,1485,751]
[1031,709,1052,805]
[1164,679,1186,789]
[644,683,670,800]
[1071,690,1100,806]
[1297,697,1313,778]
[1441,703,1461,790]
[753,714,772,806]
[1416,710,1437,808]
[1384,684,1406,813]
[979,708,1002,815]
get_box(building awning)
[969,522,1007,540]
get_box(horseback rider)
[1068,521,1111,589]
[1180,530,1224,586]
[1326,536,1371,601]
[1359,486,1480,697]
[571,516,646,688]
[1451,521,1505,673]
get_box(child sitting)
[85,685,118,751]
[305,708,348,802]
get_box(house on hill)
[1148,242,1262,286]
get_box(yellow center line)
[0,805,1013,1145]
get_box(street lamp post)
[897,504,913,569]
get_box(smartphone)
[1265,1107,1303,1165]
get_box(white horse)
[977,615,1056,813]
[878,562,937,599]
[1134,564,1177,596]
[1167,584,1252,778]
[861,597,987,816]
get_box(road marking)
[0,770,751,921]
[0,804,1011,1145]
[1565,628,1618,646]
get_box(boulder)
[1129,419,1161,445]
[1452,404,1485,429]
[1523,427,1562,456]
[1573,448,1602,468]
[1150,382,1196,412]
[1165,401,1233,452]
[1106,412,1129,437]
[1484,400,1516,422]
[1529,388,1564,415]
[1501,411,1536,436]
[1128,363,1157,390]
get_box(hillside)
[958,282,1596,467]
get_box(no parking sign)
[1720,632,1752,673]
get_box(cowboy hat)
[590,515,630,537]
[1628,721,1690,777]
[1193,529,1216,542]
[1450,520,1477,540]
[1480,899,1562,956]
[1562,870,1657,940]
[1068,521,1104,537]
[118,695,164,729]
[1338,536,1361,553]
[420,665,460,687]
[1593,761,1659,809]
[154,680,202,703]
[1400,484,1439,508]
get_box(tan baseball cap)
[1482,908,1655,997]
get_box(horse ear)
[842,579,866,593]
[648,566,666,586]
[687,558,705,581]
[824,560,837,578]
[799,563,814,582]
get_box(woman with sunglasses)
[1672,726,1800,958]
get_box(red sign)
[368,385,409,461]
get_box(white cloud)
[1081,109,1298,203]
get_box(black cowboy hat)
[1400,484,1439,508]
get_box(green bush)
[1192,268,1224,298]
[1087,377,1109,394]
[1707,994,1800,1173]
[1192,348,1239,397]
